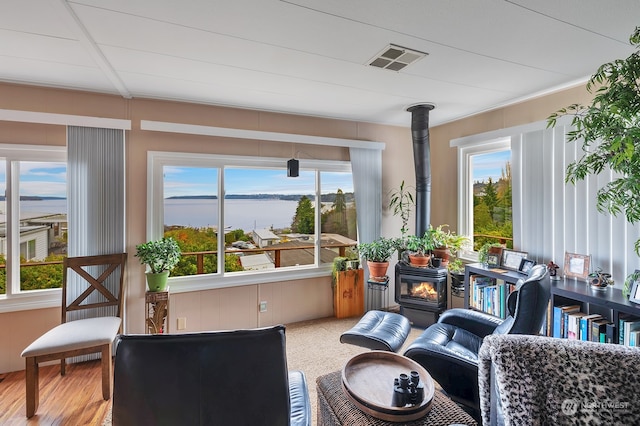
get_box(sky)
[0,162,353,199]
[472,150,511,183]
[0,161,67,198]
[163,166,354,197]
[4,157,498,198]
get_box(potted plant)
[431,224,469,266]
[356,237,396,279]
[135,237,182,291]
[405,231,435,267]
[388,180,415,240]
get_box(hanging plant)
[547,26,640,254]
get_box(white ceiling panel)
[0,0,636,127]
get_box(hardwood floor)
[0,360,110,425]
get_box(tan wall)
[0,82,592,373]
[0,83,410,373]
[428,84,593,232]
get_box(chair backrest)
[112,325,291,426]
[478,334,640,425]
[61,253,127,324]
[493,264,549,335]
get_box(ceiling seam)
[53,0,132,99]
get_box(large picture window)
[148,152,356,289]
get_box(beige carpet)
[102,315,424,425]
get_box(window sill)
[166,264,333,294]
[0,289,61,313]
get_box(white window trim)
[455,137,511,261]
[148,151,353,294]
[0,144,66,313]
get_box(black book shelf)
[551,279,640,344]
[463,263,525,314]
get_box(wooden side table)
[145,289,169,334]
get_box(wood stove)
[395,262,448,327]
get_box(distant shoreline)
[167,193,355,202]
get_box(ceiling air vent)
[368,44,427,71]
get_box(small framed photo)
[564,252,591,280]
[518,258,536,274]
[630,277,640,304]
[501,249,528,271]
[486,254,500,268]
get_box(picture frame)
[563,252,591,280]
[501,249,528,271]
[518,258,536,274]
[486,254,500,268]
[630,278,640,304]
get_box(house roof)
[2,1,638,127]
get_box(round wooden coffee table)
[341,351,435,422]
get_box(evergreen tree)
[291,195,315,234]
[497,162,512,224]
[483,177,499,221]
[325,189,347,235]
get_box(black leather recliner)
[112,325,311,426]
[403,264,549,419]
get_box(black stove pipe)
[407,103,435,238]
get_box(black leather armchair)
[403,264,549,418]
[112,325,311,426]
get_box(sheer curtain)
[66,126,126,347]
[349,146,383,309]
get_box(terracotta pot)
[367,261,389,279]
[432,247,451,262]
[408,253,430,267]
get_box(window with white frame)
[0,145,67,297]
[148,151,356,289]
[457,138,513,255]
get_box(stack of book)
[469,275,512,319]
[619,314,640,347]
[552,305,640,346]
[552,304,616,343]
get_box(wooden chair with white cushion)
[21,253,127,418]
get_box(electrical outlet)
[259,301,267,313]
[177,317,187,330]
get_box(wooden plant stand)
[334,269,364,319]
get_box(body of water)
[164,198,299,231]
[17,199,301,233]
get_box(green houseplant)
[356,237,396,279]
[405,231,435,266]
[388,180,415,239]
[548,26,640,255]
[135,237,182,291]
[431,224,469,264]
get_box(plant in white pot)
[135,237,182,292]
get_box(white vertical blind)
[512,123,640,286]
[68,126,126,257]
[66,126,126,358]
[349,147,385,309]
